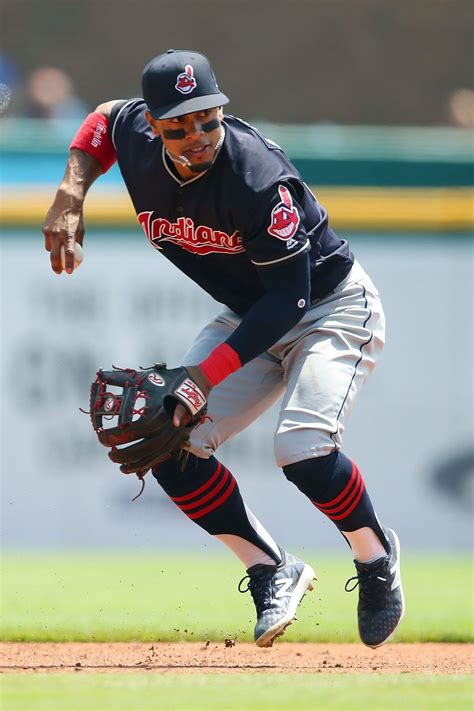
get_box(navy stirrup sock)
[153,454,280,562]
[283,451,389,552]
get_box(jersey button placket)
[176,187,184,214]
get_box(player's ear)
[145,110,161,136]
[217,107,224,119]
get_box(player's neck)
[166,126,226,182]
[174,161,202,181]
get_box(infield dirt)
[1,643,472,675]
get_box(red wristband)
[199,343,242,387]
[70,112,116,172]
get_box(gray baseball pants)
[182,260,385,467]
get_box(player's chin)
[189,160,214,174]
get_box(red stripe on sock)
[187,477,237,519]
[178,467,230,512]
[313,473,363,518]
[315,460,358,510]
[313,466,362,516]
[328,479,366,520]
[313,474,364,520]
[170,462,222,503]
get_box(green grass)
[1,673,472,710]
[1,553,473,643]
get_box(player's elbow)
[94,100,121,118]
[275,286,311,332]
[288,295,310,330]
[286,278,311,320]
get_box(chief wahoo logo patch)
[267,185,300,240]
[175,65,197,94]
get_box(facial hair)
[188,160,214,174]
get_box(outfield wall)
[1,232,472,551]
[2,120,472,232]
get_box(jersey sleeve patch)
[243,181,309,267]
[267,185,300,240]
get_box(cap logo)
[175,64,197,95]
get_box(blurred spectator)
[23,66,88,120]
[448,88,474,129]
[0,54,20,115]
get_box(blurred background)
[1,0,473,555]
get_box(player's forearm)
[227,251,311,362]
[198,287,308,388]
[199,252,311,386]
[226,283,309,364]
[56,149,104,206]
[53,104,119,207]
[43,108,117,274]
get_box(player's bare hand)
[172,365,213,427]
[42,198,85,274]
[173,403,191,427]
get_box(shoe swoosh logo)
[275,578,293,598]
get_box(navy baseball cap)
[142,49,229,120]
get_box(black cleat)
[345,528,405,648]
[239,549,315,648]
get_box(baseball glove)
[88,363,208,481]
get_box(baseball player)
[43,49,404,648]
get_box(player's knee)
[274,429,339,470]
[283,452,338,499]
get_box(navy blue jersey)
[109,99,353,317]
